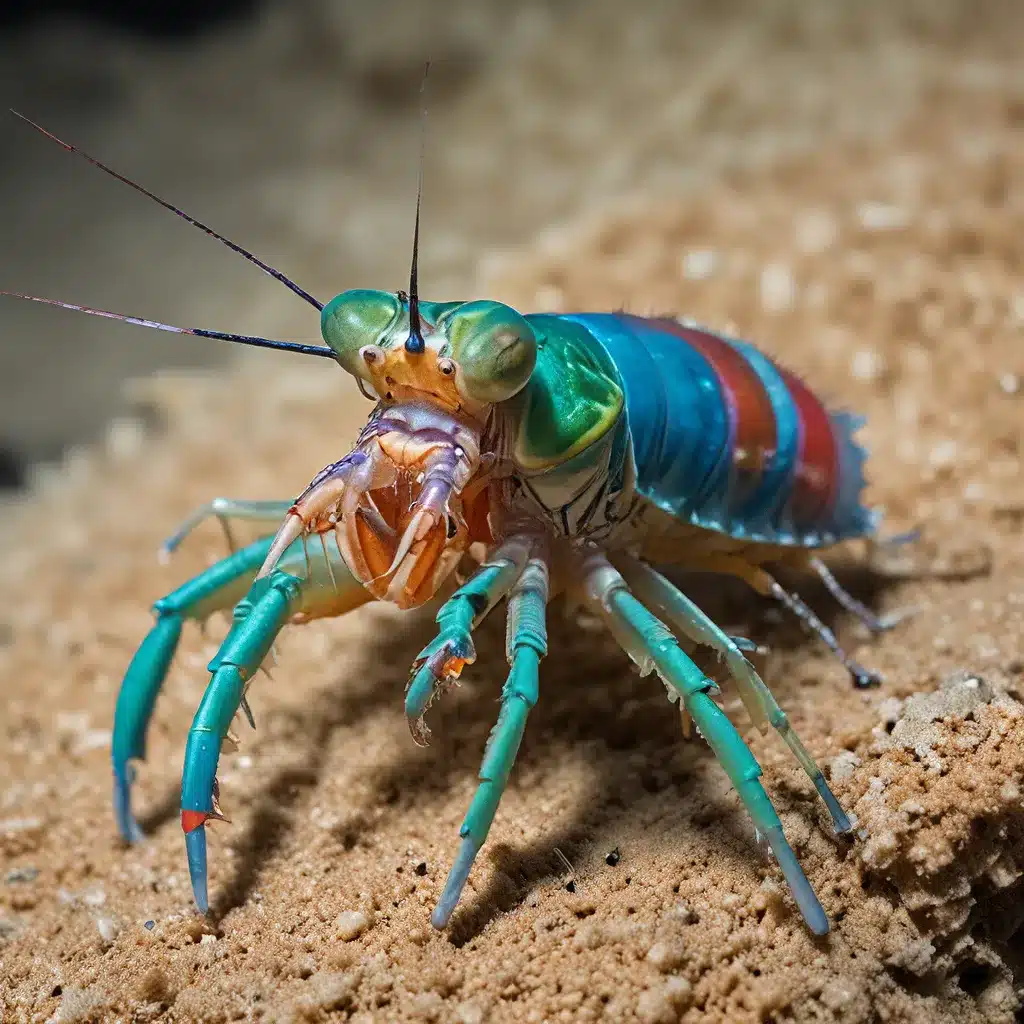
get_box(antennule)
[404,61,431,356]
[11,110,324,312]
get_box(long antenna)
[0,291,336,358]
[404,62,431,356]
[10,110,324,312]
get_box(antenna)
[11,110,324,312]
[0,291,336,358]
[404,61,431,355]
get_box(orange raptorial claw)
[251,405,486,614]
[367,485,400,526]
[404,521,448,599]
[387,506,435,578]
[354,507,395,579]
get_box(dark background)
[0,1,261,36]
[0,1,259,488]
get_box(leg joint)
[509,627,547,660]
[151,596,184,619]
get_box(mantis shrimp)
[1,111,904,937]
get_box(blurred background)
[0,0,1018,488]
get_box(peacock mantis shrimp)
[2,110,910,937]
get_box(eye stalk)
[321,289,402,380]
[444,300,537,405]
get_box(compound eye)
[444,300,537,404]
[320,290,401,379]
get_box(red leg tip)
[181,809,209,834]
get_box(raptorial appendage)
[257,402,495,610]
[169,406,504,913]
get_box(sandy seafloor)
[1,2,1024,1021]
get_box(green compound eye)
[444,300,538,404]
[320,289,402,378]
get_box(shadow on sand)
[129,561,909,938]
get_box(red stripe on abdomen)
[647,319,777,499]
[776,366,839,527]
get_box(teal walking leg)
[113,514,366,845]
[113,535,279,842]
[177,531,371,912]
[181,571,301,911]
[615,555,852,836]
[116,494,299,838]
[159,497,295,558]
[582,551,830,936]
[406,535,536,744]
[432,554,549,929]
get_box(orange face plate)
[365,346,464,417]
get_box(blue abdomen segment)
[561,313,875,546]
[562,313,732,523]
